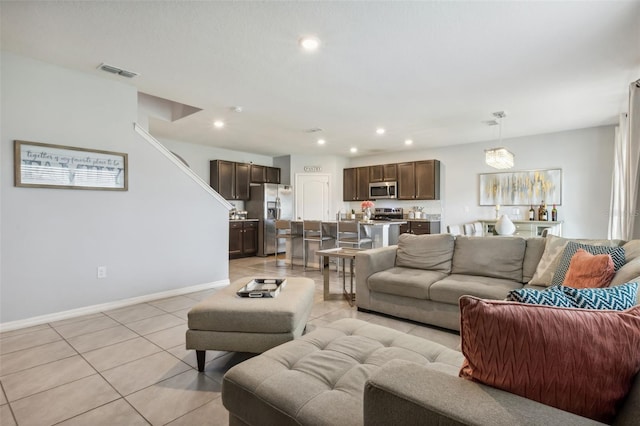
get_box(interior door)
[295,174,330,220]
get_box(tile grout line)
[4,314,162,424]
[90,308,210,422]
[0,380,19,426]
[49,311,171,425]
[4,325,116,424]
[159,393,223,426]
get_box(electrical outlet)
[97,266,107,279]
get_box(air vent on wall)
[98,63,140,78]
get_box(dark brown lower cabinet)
[400,221,441,235]
[229,221,258,258]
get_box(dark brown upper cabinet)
[343,168,358,201]
[250,164,280,184]
[348,159,442,201]
[369,164,397,182]
[210,160,251,200]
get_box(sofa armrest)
[355,245,398,309]
[364,359,605,426]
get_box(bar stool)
[447,225,462,236]
[336,220,372,280]
[463,223,475,236]
[336,221,373,249]
[303,220,335,271]
[275,220,296,268]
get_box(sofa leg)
[196,350,205,372]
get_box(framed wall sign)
[14,140,128,191]
[479,168,561,206]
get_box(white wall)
[1,52,229,323]
[347,126,616,239]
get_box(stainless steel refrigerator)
[246,184,293,257]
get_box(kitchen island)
[287,220,406,268]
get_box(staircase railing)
[133,123,233,209]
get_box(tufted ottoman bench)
[186,277,315,372]
[221,318,464,426]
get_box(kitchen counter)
[229,218,259,222]
[290,220,405,249]
[290,220,406,226]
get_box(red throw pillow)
[459,296,640,423]
[563,248,615,288]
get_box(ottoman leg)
[196,350,205,372]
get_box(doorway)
[294,173,331,220]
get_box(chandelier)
[485,111,514,169]
[485,147,514,169]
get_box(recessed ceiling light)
[299,36,320,51]
[213,120,225,128]
[405,139,413,145]
[376,128,386,135]
[350,147,357,153]
[317,139,326,145]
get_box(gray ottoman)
[221,318,463,426]
[186,277,315,371]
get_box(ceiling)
[1,1,639,157]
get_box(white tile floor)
[0,256,460,425]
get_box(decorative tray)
[236,278,287,298]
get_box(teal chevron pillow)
[507,287,571,307]
[562,282,638,310]
[551,242,625,287]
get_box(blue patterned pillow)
[507,286,571,307]
[562,282,638,311]
[551,242,625,287]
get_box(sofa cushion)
[451,236,526,282]
[395,233,454,273]
[530,235,622,286]
[459,296,640,423]
[622,239,640,262]
[429,274,523,305]
[562,282,638,310]
[368,267,447,300]
[506,286,571,307]
[522,238,546,283]
[611,257,640,288]
[552,242,625,287]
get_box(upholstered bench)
[186,277,315,371]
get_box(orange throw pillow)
[563,248,615,288]
[459,296,640,423]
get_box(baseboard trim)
[0,279,230,332]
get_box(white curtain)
[608,81,640,240]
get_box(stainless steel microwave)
[369,181,397,199]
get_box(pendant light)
[485,111,514,169]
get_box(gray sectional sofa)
[223,318,640,425]
[355,233,640,330]
[222,234,640,425]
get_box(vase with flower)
[361,200,375,222]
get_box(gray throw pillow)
[550,241,625,287]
